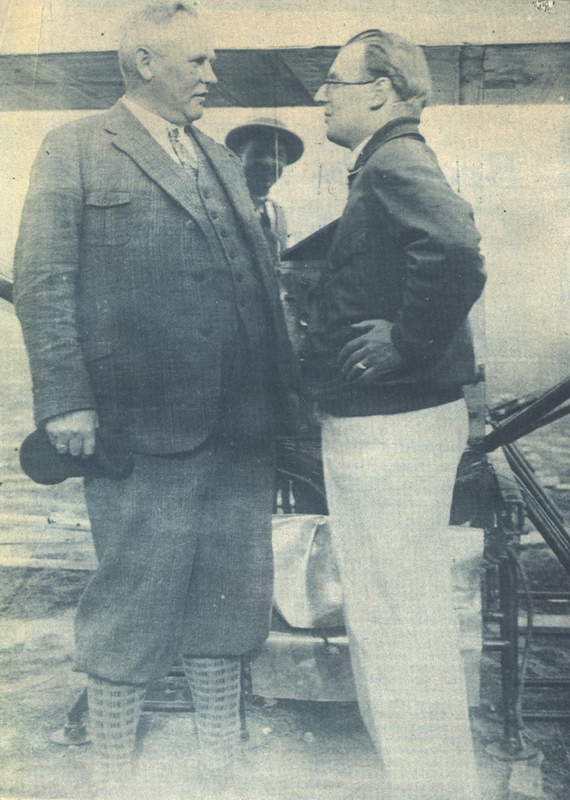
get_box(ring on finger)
[355,361,368,372]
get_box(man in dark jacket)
[308,29,486,800]
[13,3,297,796]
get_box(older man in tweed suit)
[14,3,297,795]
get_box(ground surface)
[0,571,568,800]
[0,581,519,800]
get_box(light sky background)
[1,0,569,400]
[1,0,569,51]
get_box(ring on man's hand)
[55,443,67,452]
[355,361,367,372]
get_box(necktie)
[168,126,198,172]
[258,201,272,236]
[257,201,279,259]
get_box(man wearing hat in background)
[226,119,327,517]
[225,118,303,262]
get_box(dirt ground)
[0,561,569,800]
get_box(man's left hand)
[339,319,405,382]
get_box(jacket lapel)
[103,102,209,225]
[103,105,286,335]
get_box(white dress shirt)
[121,96,198,163]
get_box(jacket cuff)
[33,385,97,429]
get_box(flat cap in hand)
[19,427,134,485]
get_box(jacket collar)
[348,116,423,183]
[103,101,213,225]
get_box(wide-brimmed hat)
[19,427,134,485]
[225,118,304,165]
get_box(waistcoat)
[191,143,277,435]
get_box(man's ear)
[134,47,155,82]
[369,76,394,110]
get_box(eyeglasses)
[321,79,376,87]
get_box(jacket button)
[202,188,211,199]
[210,210,219,220]
[186,219,196,229]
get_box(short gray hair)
[119,2,197,88]
[345,29,432,114]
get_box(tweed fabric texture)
[75,436,275,684]
[13,101,298,452]
[191,142,278,437]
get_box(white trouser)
[321,400,480,800]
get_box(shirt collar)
[120,96,198,163]
[121,96,176,139]
[348,134,374,171]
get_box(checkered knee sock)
[182,656,241,777]
[88,677,145,798]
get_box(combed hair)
[119,2,197,87]
[345,29,432,113]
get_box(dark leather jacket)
[305,117,486,416]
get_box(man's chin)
[325,129,344,147]
[185,108,205,124]
[185,99,207,122]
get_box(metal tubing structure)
[498,547,523,754]
[0,274,13,304]
[503,443,570,573]
[485,376,570,454]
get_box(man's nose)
[201,61,218,85]
[313,84,328,104]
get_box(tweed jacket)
[306,117,486,416]
[14,102,298,453]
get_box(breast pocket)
[83,191,132,245]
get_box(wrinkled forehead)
[148,16,216,59]
[327,41,369,81]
